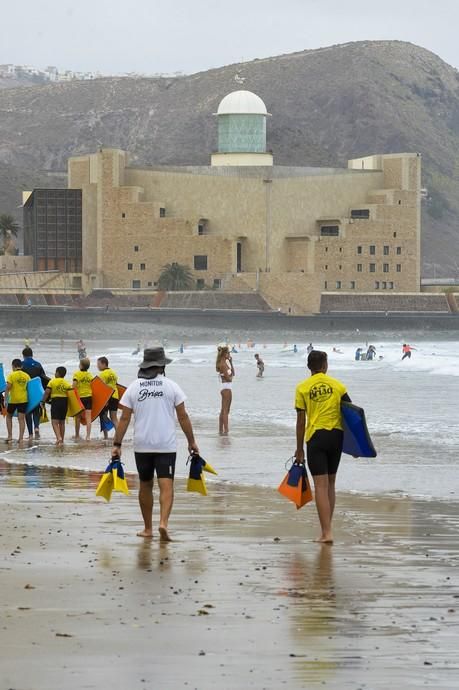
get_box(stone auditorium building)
[24,90,422,314]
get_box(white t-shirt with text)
[120,375,186,453]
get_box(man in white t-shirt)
[112,347,199,541]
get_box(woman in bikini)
[216,345,235,435]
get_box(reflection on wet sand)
[1,462,459,689]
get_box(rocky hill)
[1,40,459,277]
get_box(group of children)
[2,347,120,445]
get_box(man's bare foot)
[34,430,40,439]
[158,526,172,543]
[55,439,63,446]
[314,534,334,544]
[137,529,153,538]
[6,438,13,444]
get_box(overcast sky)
[2,0,458,75]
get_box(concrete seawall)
[1,306,459,338]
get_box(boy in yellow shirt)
[97,356,119,438]
[294,350,351,544]
[72,357,94,441]
[6,359,30,443]
[43,366,72,445]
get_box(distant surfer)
[254,353,265,378]
[402,344,416,360]
[294,350,351,544]
[112,347,200,541]
[77,339,87,360]
[355,347,362,361]
[216,345,234,435]
[307,343,314,354]
[366,345,376,361]
[293,344,298,354]
[179,343,184,354]
[132,343,141,355]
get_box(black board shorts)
[50,397,68,421]
[7,402,27,415]
[135,452,177,481]
[80,396,92,410]
[306,428,343,476]
[107,396,119,412]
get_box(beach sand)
[1,463,458,690]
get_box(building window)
[389,281,394,289]
[336,281,341,289]
[339,265,342,270]
[339,247,343,252]
[357,263,362,272]
[383,263,389,273]
[393,232,397,238]
[357,246,362,254]
[147,281,152,287]
[159,207,166,218]
[383,246,389,255]
[122,212,126,218]
[127,263,133,270]
[213,278,222,289]
[320,225,339,237]
[132,280,141,289]
[325,247,328,253]
[350,281,356,289]
[324,265,328,270]
[351,209,370,219]
[134,245,139,252]
[396,247,402,255]
[369,245,376,255]
[369,263,375,273]
[194,255,208,271]
[140,263,146,270]
[198,224,205,236]
[375,281,380,289]
[324,281,328,289]
[383,281,388,289]
[196,278,205,289]
[396,264,402,272]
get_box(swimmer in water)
[254,353,265,378]
[216,345,234,435]
[402,344,416,360]
[293,344,298,354]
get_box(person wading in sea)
[216,345,235,435]
[113,347,199,541]
[294,350,351,544]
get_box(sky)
[2,0,459,75]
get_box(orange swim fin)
[278,462,313,509]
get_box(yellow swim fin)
[96,471,114,502]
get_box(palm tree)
[158,262,194,291]
[0,214,20,254]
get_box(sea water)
[1,337,458,501]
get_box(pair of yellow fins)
[187,454,217,496]
[96,459,129,502]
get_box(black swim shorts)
[7,402,27,415]
[306,428,343,476]
[107,396,119,412]
[134,452,177,482]
[50,397,68,421]
[80,396,92,410]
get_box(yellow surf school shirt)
[7,370,31,404]
[99,368,119,399]
[47,377,72,399]
[294,372,347,442]
[72,370,94,398]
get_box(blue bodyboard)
[341,401,377,458]
[26,377,45,414]
[0,364,6,394]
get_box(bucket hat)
[139,346,172,369]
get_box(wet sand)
[1,463,458,689]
